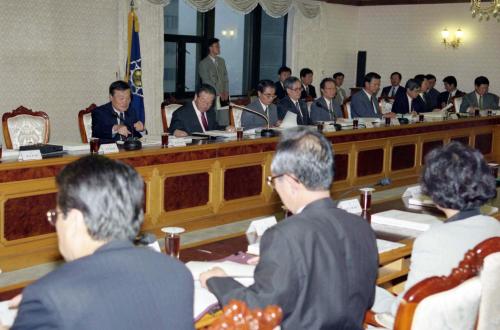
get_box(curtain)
[145,0,320,18]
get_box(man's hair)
[475,76,490,86]
[405,79,420,91]
[271,127,334,190]
[320,77,336,90]
[443,76,458,87]
[333,72,344,79]
[109,81,131,96]
[364,72,381,84]
[278,66,291,75]
[56,155,145,241]
[391,72,402,80]
[421,142,496,211]
[284,76,301,90]
[207,38,219,48]
[300,68,313,78]
[196,84,217,96]
[425,74,437,81]
[414,74,427,87]
[257,79,276,93]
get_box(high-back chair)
[78,103,97,143]
[2,106,50,149]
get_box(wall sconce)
[221,29,236,38]
[441,28,463,49]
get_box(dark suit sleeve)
[310,85,317,98]
[91,107,114,140]
[207,227,300,315]
[126,110,143,138]
[350,94,363,118]
[168,108,187,134]
[276,100,288,120]
[12,284,60,329]
[459,95,471,113]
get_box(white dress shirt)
[193,101,207,132]
[363,89,378,115]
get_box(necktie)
[295,102,303,118]
[447,93,452,104]
[201,112,209,131]
[328,101,334,119]
[119,112,125,123]
[371,96,378,114]
[421,94,426,104]
[479,95,483,110]
[390,87,396,97]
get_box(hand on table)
[134,121,144,132]
[199,267,227,289]
[174,129,188,137]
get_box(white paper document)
[63,143,89,152]
[186,261,256,280]
[371,210,442,232]
[337,199,363,214]
[246,216,277,236]
[0,301,17,327]
[280,111,297,128]
[199,130,236,138]
[402,185,421,198]
[247,242,260,256]
[376,239,405,254]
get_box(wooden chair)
[452,96,463,113]
[78,103,97,143]
[342,97,352,119]
[161,100,183,133]
[228,97,250,128]
[2,106,50,149]
[207,300,282,330]
[392,236,500,330]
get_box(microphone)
[230,103,276,137]
[314,100,342,131]
[335,177,392,202]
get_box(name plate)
[168,140,187,147]
[99,143,119,154]
[402,185,421,198]
[18,150,42,161]
[391,118,401,126]
[364,122,374,129]
[337,198,362,214]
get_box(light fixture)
[470,0,500,21]
[441,28,463,49]
[221,29,236,38]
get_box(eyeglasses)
[289,87,303,92]
[46,209,62,226]
[262,93,277,99]
[266,174,301,189]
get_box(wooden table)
[0,116,499,272]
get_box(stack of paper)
[0,301,17,327]
[280,111,298,128]
[371,210,442,232]
[196,130,236,138]
[376,239,405,254]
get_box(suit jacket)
[427,88,440,109]
[310,97,343,123]
[437,89,465,108]
[207,198,378,330]
[381,85,405,99]
[459,91,500,113]
[12,240,194,330]
[91,102,142,142]
[274,81,286,100]
[198,56,229,95]
[168,101,223,134]
[241,99,279,130]
[334,87,347,105]
[300,84,317,100]
[412,93,433,113]
[392,91,427,114]
[276,96,312,125]
[350,89,381,118]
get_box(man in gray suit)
[241,80,280,130]
[351,72,396,119]
[10,156,194,330]
[200,127,379,329]
[199,38,230,124]
[310,77,343,123]
[460,76,500,113]
[333,72,347,105]
[373,142,500,319]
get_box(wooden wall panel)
[475,133,493,155]
[334,154,349,181]
[224,166,263,200]
[450,136,470,145]
[357,149,384,176]
[391,144,416,171]
[164,173,209,211]
[421,140,444,164]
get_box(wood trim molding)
[77,103,97,143]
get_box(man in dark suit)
[11,155,194,330]
[276,76,312,125]
[437,76,465,109]
[460,76,500,113]
[413,74,434,113]
[275,66,291,100]
[425,74,440,109]
[299,68,317,100]
[310,77,343,123]
[169,84,230,137]
[241,80,280,130]
[91,80,145,143]
[351,72,396,119]
[392,79,424,114]
[381,72,405,99]
[200,127,378,329]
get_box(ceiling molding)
[322,0,469,6]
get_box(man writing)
[200,127,378,329]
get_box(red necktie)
[201,112,209,131]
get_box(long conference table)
[0,116,499,275]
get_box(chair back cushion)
[477,252,500,330]
[7,115,48,149]
[83,113,92,142]
[345,101,352,119]
[453,97,463,113]
[163,104,182,129]
[411,277,481,330]
[232,108,242,127]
